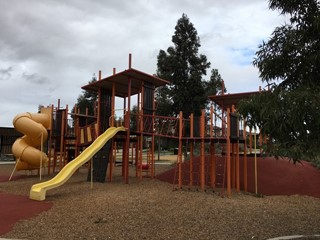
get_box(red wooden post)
[232,143,235,189]
[124,77,132,184]
[59,110,65,170]
[129,53,132,69]
[178,111,183,189]
[200,109,205,191]
[209,105,215,188]
[47,104,54,175]
[236,141,240,192]
[151,89,155,178]
[139,84,145,180]
[97,70,102,136]
[226,107,231,196]
[189,113,194,188]
[243,120,248,192]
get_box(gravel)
[1,164,319,240]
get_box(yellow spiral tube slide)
[12,111,51,171]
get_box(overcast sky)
[0,0,286,127]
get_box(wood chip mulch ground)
[0,156,319,240]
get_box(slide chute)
[30,126,126,201]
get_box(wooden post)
[243,120,248,192]
[135,108,139,178]
[236,111,240,192]
[259,131,263,155]
[189,113,194,188]
[124,77,132,184]
[236,141,240,192]
[108,145,114,182]
[65,104,69,165]
[209,105,215,188]
[226,107,231,196]
[59,110,65,171]
[135,142,139,176]
[200,109,205,191]
[129,53,132,69]
[108,72,116,182]
[74,105,79,161]
[151,87,156,178]
[254,128,258,195]
[97,70,102,136]
[48,104,54,175]
[249,128,252,155]
[111,83,115,127]
[178,111,183,189]
[138,83,144,180]
[210,105,213,138]
[232,143,235,189]
[231,105,236,189]
[40,132,43,181]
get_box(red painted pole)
[125,77,131,184]
[243,121,248,192]
[151,87,156,178]
[189,113,194,188]
[232,143,235,189]
[200,109,205,191]
[129,53,132,69]
[178,111,183,189]
[97,70,102,136]
[226,107,231,196]
[236,141,240,192]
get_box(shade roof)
[82,68,170,98]
[209,91,260,110]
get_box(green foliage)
[205,68,226,115]
[73,75,98,116]
[239,86,320,164]
[254,0,320,89]
[130,105,138,131]
[238,0,320,166]
[156,14,211,117]
[206,68,226,96]
[155,85,173,117]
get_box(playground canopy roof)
[209,91,260,110]
[82,68,170,98]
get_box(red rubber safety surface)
[156,156,320,198]
[0,174,53,236]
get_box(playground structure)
[10,54,264,199]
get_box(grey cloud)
[22,72,49,85]
[0,66,13,81]
[0,0,284,127]
[0,1,79,62]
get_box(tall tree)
[205,68,227,118]
[73,74,98,116]
[206,68,226,96]
[156,13,211,117]
[238,0,320,166]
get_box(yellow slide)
[30,126,126,201]
[12,109,51,171]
